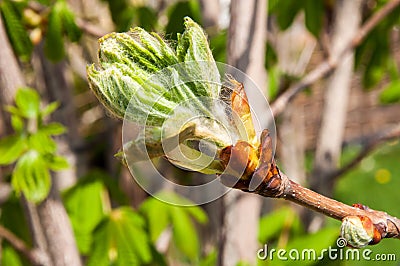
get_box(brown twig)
[330,124,400,179]
[270,0,400,117]
[0,224,47,266]
[221,130,400,245]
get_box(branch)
[220,130,400,247]
[331,124,400,179]
[0,224,48,266]
[270,0,400,117]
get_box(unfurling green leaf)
[87,17,219,124]
[12,150,51,203]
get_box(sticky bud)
[341,216,375,248]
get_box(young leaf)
[12,150,51,203]
[46,155,69,170]
[0,135,26,165]
[15,88,40,119]
[28,131,57,154]
[39,122,66,136]
[11,115,24,132]
[44,2,65,61]
[41,102,59,117]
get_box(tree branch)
[331,124,400,179]
[270,0,400,117]
[0,224,47,266]
[227,166,400,243]
[221,130,400,246]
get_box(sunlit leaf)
[171,206,199,259]
[139,197,170,243]
[46,155,69,170]
[15,88,40,119]
[0,135,26,165]
[39,122,66,136]
[1,245,24,266]
[12,150,51,203]
[28,131,56,154]
[11,115,24,132]
[63,176,106,254]
[88,207,153,265]
[41,102,59,117]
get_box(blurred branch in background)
[271,0,400,117]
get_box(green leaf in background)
[379,79,400,104]
[46,155,69,170]
[165,0,201,40]
[39,122,66,136]
[1,245,24,266]
[59,1,82,42]
[0,0,33,61]
[11,115,24,132]
[63,175,106,254]
[15,88,40,119]
[139,196,171,243]
[171,206,200,260]
[134,6,158,31]
[44,1,65,61]
[0,135,26,165]
[28,131,57,154]
[88,207,153,266]
[272,0,302,31]
[11,150,51,203]
[140,191,208,261]
[41,102,60,117]
[303,0,324,37]
[258,206,303,244]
